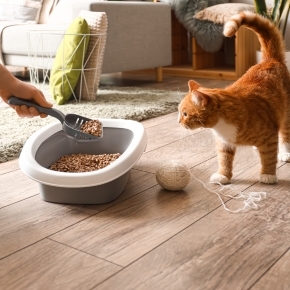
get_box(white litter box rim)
[19,118,147,188]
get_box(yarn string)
[176,128,267,213]
[156,160,192,191]
[191,173,267,213]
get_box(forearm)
[0,65,19,93]
[0,64,52,118]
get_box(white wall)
[231,0,290,50]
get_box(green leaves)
[254,0,268,17]
[253,0,290,38]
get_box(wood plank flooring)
[1,72,290,289]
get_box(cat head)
[178,80,219,130]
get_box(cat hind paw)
[210,173,231,185]
[278,152,290,162]
[259,174,277,184]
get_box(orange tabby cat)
[178,11,290,185]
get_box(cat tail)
[223,11,285,63]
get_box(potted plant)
[254,0,290,67]
[254,0,290,36]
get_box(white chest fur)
[211,118,237,145]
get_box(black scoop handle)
[8,97,65,123]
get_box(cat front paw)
[259,174,277,184]
[278,152,290,162]
[210,173,231,185]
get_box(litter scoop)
[8,97,103,140]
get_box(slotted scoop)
[8,97,103,140]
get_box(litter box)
[19,119,147,204]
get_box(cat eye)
[183,112,187,117]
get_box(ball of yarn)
[156,160,191,191]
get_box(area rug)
[0,86,182,163]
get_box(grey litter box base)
[38,171,130,204]
[34,127,134,204]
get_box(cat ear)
[191,91,208,107]
[188,80,201,92]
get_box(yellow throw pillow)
[50,17,90,105]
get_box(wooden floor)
[1,72,290,289]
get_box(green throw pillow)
[50,17,90,105]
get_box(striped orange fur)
[178,12,290,184]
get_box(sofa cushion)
[0,0,44,23]
[38,0,59,24]
[47,0,108,24]
[49,17,90,105]
[47,0,73,24]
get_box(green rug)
[0,86,181,163]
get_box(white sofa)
[0,0,172,81]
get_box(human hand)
[1,80,53,118]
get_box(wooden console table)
[163,12,260,81]
[130,11,260,81]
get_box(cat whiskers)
[174,87,184,103]
[198,119,205,127]
[177,127,196,151]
